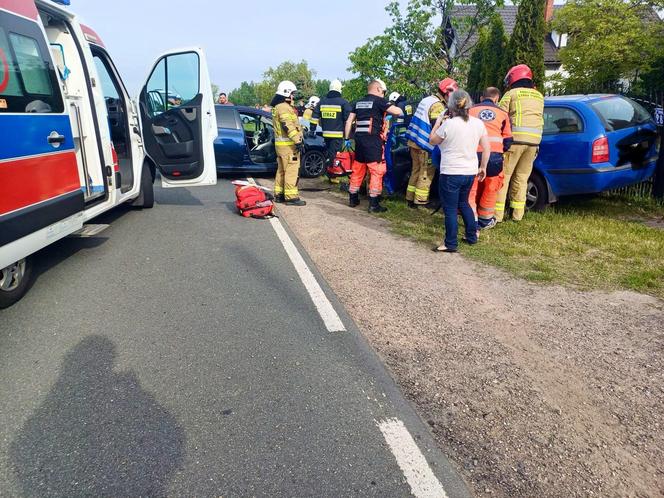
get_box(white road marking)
[246,178,346,332]
[378,418,448,498]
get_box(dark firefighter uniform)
[349,94,391,199]
[272,102,304,201]
[310,91,352,167]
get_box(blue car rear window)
[590,97,652,132]
[216,107,238,129]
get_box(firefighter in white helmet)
[271,80,305,206]
[303,96,320,122]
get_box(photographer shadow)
[10,336,185,497]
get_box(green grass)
[371,192,664,299]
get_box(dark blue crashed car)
[214,105,327,177]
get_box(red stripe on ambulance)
[0,151,81,216]
[0,0,38,19]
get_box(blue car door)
[214,106,245,167]
[536,105,591,196]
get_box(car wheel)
[301,149,326,178]
[0,258,32,309]
[526,172,549,212]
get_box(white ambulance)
[0,0,218,308]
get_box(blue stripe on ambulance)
[0,115,74,160]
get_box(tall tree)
[314,79,331,97]
[552,0,663,92]
[348,0,502,97]
[483,14,508,90]
[466,28,488,95]
[262,60,316,100]
[504,0,545,89]
[228,81,258,106]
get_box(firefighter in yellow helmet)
[271,80,306,206]
[495,64,544,221]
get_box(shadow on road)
[155,187,204,206]
[10,336,185,497]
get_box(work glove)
[297,141,306,155]
[344,139,352,150]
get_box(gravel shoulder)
[270,179,664,498]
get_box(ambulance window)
[165,52,199,109]
[94,56,120,100]
[9,33,52,95]
[0,13,63,113]
[145,58,166,116]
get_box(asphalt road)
[0,180,468,497]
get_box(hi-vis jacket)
[499,88,544,146]
[405,95,445,152]
[310,93,352,139]
[469,100,513,153]
[272,102,303,147]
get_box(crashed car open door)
[138,47,217,187]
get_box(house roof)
[449,5,562,65]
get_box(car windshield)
[589,96,652,132]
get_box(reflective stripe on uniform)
[276,138,295,146]
[415,187,429,197]
[495,202,505,212]
[284,187,299,196]
[407,185,416,193]
[309,118,319,125]
[322,131,343,138]
[512,126,542,135]
[287,129,300,139]
[320,105,342,112]
[510,200,526,208]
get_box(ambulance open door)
[138,47,217,188]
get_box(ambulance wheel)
[133,164,154,209]
[301,150,326,178]
[0,258,32,309]
[526,172,549,212]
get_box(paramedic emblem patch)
[478,109,496,121]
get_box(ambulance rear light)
[172,171,181,177]
[111,144,119,172]
[591,136,609,163]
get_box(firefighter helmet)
[388,91,401,104]
[504,64,533,87]
[276,80,297,98]
[329,79,343,92]
[438,78,459,96]
[306,96,320,109]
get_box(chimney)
[545,0,555,22]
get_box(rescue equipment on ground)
[232,181,275,219]
[327,143,354,179]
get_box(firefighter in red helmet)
[495,64,544,222]
[404,78,458,208]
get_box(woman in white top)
[429,90,490,253]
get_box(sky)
[70,0,398,96]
